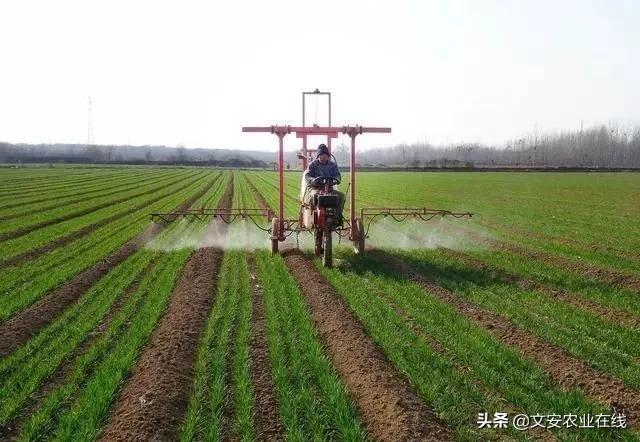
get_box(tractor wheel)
[271,217,279,254]
[314,229,323,256]
[322,227,333,267]
[354,218,365,254]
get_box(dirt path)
[100,248,223,441]
[283,250,454,441]
[100,178,233,441]
[247,257,285,440]
[0,176,219,357]
[370,250,640,428]
[441,248,640,329]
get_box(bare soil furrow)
[283,250,454,442]
[370,250,640,427]
[99,247,223,441]
[100,177,232,441]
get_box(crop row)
[0,167,168,217]
[319,249,630,440]
[0,168,136,199]
[0,169,194,236]
[1,172,228,439]
[0,169,197,259]
[0,171,216,322]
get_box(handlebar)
[312,177,340,186]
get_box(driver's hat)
[316,144,330,158]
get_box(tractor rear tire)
[314,229,323,256]
[322,227,333,267]
[271,217,279,254]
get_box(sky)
[0,0,638,152]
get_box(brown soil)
[0,177,217,357]
[100,177,232,441]
[247,257,285,440]
[283,250,454,441]
[99,247,223,441]
[0,173,211,271]
[441,248,640,329]
[370,250,640,427]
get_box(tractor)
[152,89,472,267]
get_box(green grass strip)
[254,250,366,441]
[50,248,192,441]
[330,251,625,441]
[180,251,244,441]
[18,251,174,440]
[398,249,640,389]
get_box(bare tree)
[177,144,187,163]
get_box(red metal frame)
[242,125,391,241]
[302,89,333,159]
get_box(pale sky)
[1,0,638,152]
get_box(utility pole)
[87,96,94,147]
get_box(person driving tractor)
[303,143,345,224]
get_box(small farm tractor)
[152,90,472,267]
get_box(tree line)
[2,122,639,168]
[351,123,640,168]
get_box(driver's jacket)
[303,159,342,187]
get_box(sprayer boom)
[151,207,273,226]
[359,207,472,238]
